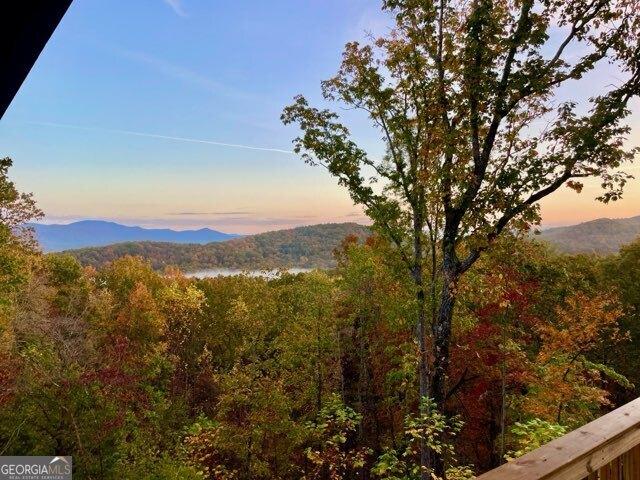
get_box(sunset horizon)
[2,0,638,234]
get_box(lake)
[185,267,313,279]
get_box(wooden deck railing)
[476,397,640,480]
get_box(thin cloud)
[116,48,247,99]
[163,0,187,17]
[104,44,281,109]
[168,211,255,216]
[207,216,322,227]
[31,121,294,155]
[161,216,322,228]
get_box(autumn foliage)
[0,220,636,479]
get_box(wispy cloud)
[144,215,322,228]
[168,211,255,216]
[30,121,294,155]
[103,44,280,110]
[116,48,246,99]
[182,216,322,229]
[350,7,393,42]
[163,0,187,17]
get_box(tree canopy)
[283,2,640,475]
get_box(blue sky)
[0,0,638,233]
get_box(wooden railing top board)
[476,397,640,480]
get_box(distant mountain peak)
[29,220,240,252]
[32,214,640,259]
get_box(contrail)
[30,121,294,155]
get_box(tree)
[0,157,42,247]
[0,157,42,311]
[527,292,626,425]
[282,1,640,475]
[0,157,43,404]
[602,239,640,402]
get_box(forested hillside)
[65,222,371,270]
[64,217,640,272]
[5,214,640,477]
[5,157,637,478]
[538,216,640,254]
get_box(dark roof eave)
[0,0,73,119]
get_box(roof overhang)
[1,1,73,119]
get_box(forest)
[65,223,371,271]
[3,0,640,478]
[2,155,640,479]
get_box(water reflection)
[185,267,313,279]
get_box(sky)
[0,0,638,234]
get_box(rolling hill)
[30,220,240,251]
[537,215,640,254]
[56,215,640,272]
[65,223,371,271]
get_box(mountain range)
[536,215,640,255]
[31,214,640,271]
[30,220,240,252]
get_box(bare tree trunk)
[316,308,323,413]
[499,318,507,465]
[432,270,457,404]
[412,212,432,480]
[340,316,361,408]
[416,274,431,480]
[430,243,459,478]
[414,274,429,401]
